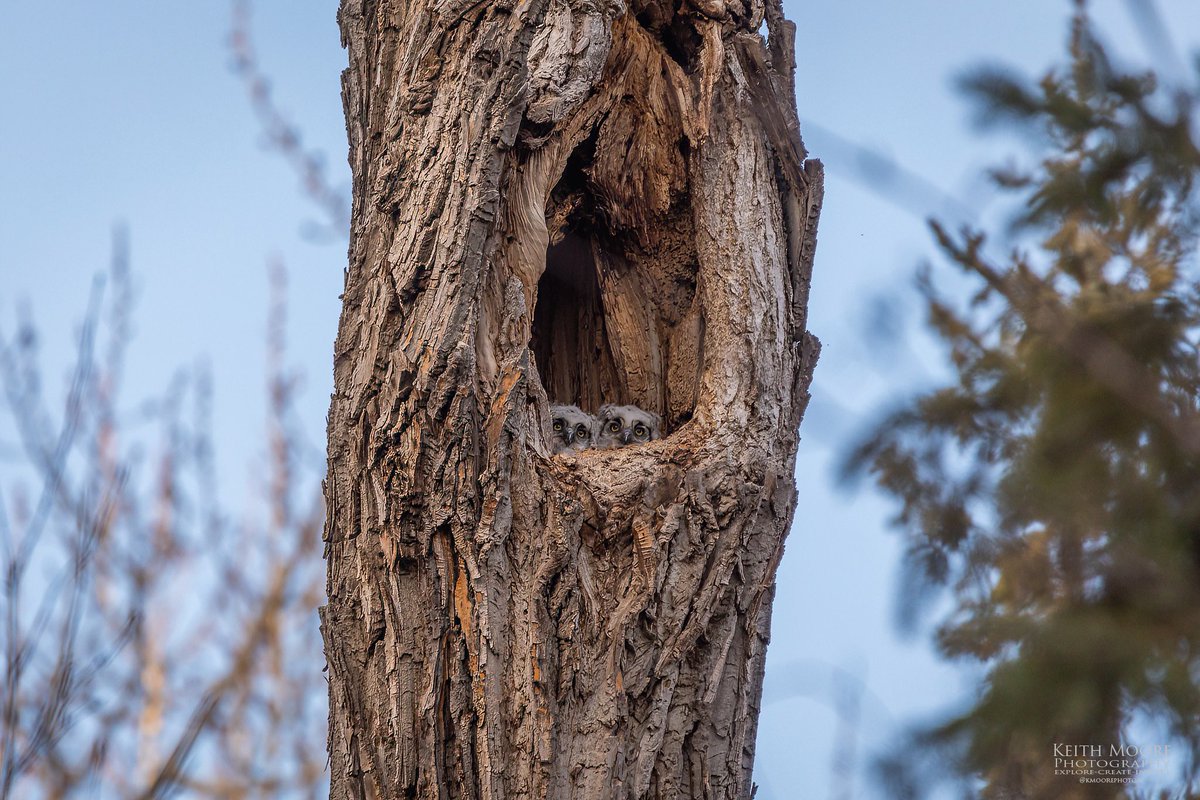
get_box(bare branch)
[228,0,349,236]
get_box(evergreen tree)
[847,8,1200,798]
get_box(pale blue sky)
[2,2,1198,797]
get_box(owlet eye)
[608,421,621,433]
[575,424,588,437]
[553,420,563,431]
[633,424,647,437]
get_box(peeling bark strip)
[322,0,822,797]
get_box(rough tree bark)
[321,0,822,796]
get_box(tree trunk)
[321,0,822,796]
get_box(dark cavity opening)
[532,233,623,413]
[530,127,704,433]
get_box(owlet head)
[549,404,597,454]
[595,404,661,449]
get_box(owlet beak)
[621,429,632,445]
[565,429,575,445]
